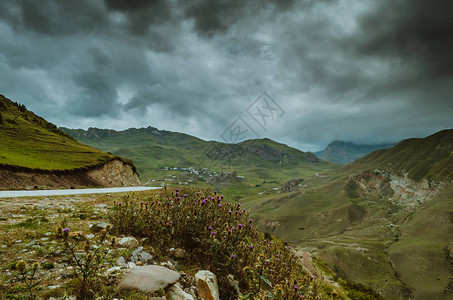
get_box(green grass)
[61,126,340,188]
[0,95,116,171]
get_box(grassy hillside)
[0,94,117,171]
[61,127,339,199]
[242,129,453,299]
[351,129,453,181]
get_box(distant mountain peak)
[315,140,396,164]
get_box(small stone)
[172,248,186,259]
[15,240,22,244]
[106,267,122,274]
[116,256,126,266]
[117,237,139,248]
[1,245,8,248]
[195,270,219,300]
[48,285,60,289]
[136,261,143,266]
[25,240,37,247]
[160,261,176,271]
[128,262,136,269]
[90,222,111,233]
[167,283,194,300]
[85,234,95,239]
[96,204,109,208]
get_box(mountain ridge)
[315,140,396,164]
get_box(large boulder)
[118,265,181,293]
[195,270,219,300]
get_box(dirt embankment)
[0,159,141,190]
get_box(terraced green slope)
[0,94,118,171]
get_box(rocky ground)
[0,191,224,299]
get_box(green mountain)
[60,127,338,199]
[242,129,453,299]
[315,141,396,164]
[351,129,453,182]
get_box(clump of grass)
[109,187,320,299]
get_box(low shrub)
[109,187,319,299]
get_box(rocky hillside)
[0,94,140,189]
[351,129,453,182]
[315,141,395,164]
[243,129,453,299]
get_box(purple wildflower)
[238,224,243,229]
[211,231,216,235]
[63,228,70,232]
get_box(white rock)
[48,285,60,289]
[116,256,127,266]
[118,237,139,248]
[106,266,122,274]
[195,270,219,300]
[118,265,180,293]
[167,283,194,300]
[128,262,136,269]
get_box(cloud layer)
[0,0,452,151]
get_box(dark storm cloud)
[0,0,109,36]
[70,48,119,117]
[357,0,453,78]
[0,0,451,151]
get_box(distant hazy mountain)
[314,140,396,163]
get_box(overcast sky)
[0,0,452,151]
